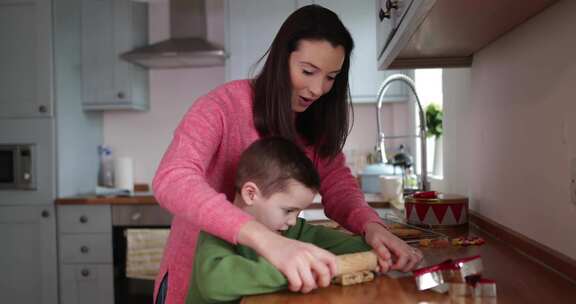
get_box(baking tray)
[308,214,447,244]
[380,213,448,244]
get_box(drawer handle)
[131,212,142,221]
[80,246,90,254]
[81,268,90,277]
[79,215,88,224]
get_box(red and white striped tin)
[405,193,469,227]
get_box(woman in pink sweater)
[153,5,422,304]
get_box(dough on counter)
[389,228,424,238]
[333,271,375,286]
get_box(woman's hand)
[363,222,423,272]
[238,220,337,293]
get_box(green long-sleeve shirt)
[186,218,372,304]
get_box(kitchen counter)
[55,192,390,209]
[55,191,576,303]
[56,192,158,205]
[241,223,576,304]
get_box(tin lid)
[406,193,468,205]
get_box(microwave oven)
[0,144,36,190]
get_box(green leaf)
[425,103,443,138]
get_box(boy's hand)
[267,238,337,293]
[238,220,337,293]
[363,222,423,272]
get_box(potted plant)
[425,103,443,176]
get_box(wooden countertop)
[56,193,158,205]
[55,192,390,208]
[241,225,576,304]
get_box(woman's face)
[289,39,345,112]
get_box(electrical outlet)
[571,158,576,205]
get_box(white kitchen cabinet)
[377,0,435,69]
[314,0,390,102]
[0,0,53,117]
[81,0,149,111]
[0,205,58,304]
[314,0,413,103]
[60,264,114,304]
[226,0,410,103]
[225,0,301,81]
[376,0,414,64]
[57,205,114,304]
[1,0,103,303]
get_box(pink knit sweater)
[152,79,383,304]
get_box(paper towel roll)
[114,157,134,193]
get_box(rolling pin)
[335,250,378,275]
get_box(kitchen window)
[414,68,443,178]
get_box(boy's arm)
[294,218,373,255]
[192,232,288,303]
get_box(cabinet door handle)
[41,210,50,218]
[379,8,388,21]
[38,105,48,113]
[387,0,399,11]
[117,91,126,99]
[80,246,90,254]
[379,0,399,21]
[79,215,88,223]
[81,268,91,277]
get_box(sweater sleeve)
[190,232,287,303]
[152,94,253,244]
[316,152,384,235]
[296,220,373,255]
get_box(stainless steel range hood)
[122,0,227,69]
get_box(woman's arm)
[316,152,422,272]
[153,95,253,244]
[315,152,382,234]
[295,219,372,254]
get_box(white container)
[379,176,403,207]
[114,157,134,194]
[359,163,399,193]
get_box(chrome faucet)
[376,74,429,191]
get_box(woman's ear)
[240,181,262,206]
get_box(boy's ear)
[240,182,262,206]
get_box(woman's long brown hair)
[252,5,354,159]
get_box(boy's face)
[244,179,316,233]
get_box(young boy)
[186,137,373,304]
